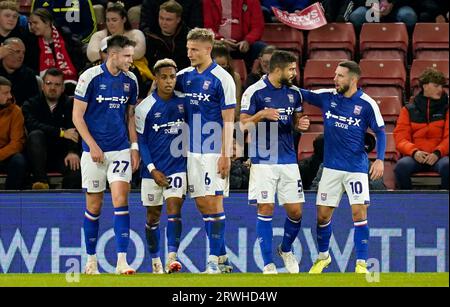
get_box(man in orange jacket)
[394,68,448,189]
[0,76,26,190]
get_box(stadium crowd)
[0,0,448,191]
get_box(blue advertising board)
[0,192,448,273]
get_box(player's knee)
[146,207,162,224]
[352,208,367,222]
[257,204,274,216]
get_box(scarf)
[38,25,77,82]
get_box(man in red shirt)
[204,0,266,70]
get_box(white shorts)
[141,172,187,206]
[187,152,229,198]
[248,164,305,205]
[316,167,370,207]
[81,149,132,193]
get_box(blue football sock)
[145,222,161,259]
[167,214,182,254]
[209,213,225,257]
[202,214,211,238]
[257,214,273,266]
[281,216,302,253]
[354,220,369,261]
[113,206,130,253]
[83,210,100,255]
[317,220,332,253]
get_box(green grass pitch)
[0,273,448,287]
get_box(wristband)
[147,163,156,174]
[130,142,139,151]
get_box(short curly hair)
[419,68,447,88]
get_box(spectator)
[212,41,243,120]
[298,134,324,190]
[0,76,26,190]
[87,2,150,82]
[204,0,266,71]
[27,8,84,94]
[245,45,276,90]
[311,133,386,190]
[92,0,142,30]
[0,37,40,107]
[31,0,97,43]
[393,68,449,190]
[144,0,190,72]
[22,68,81,190]
[80,36,148,101]
[0,1,30,53]
[139,0,203,35]
[408,0,441,22]
[349,0,418,34]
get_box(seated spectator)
[0,76,26,190]
[393,68,449,190]
[245,45,276,90]
[204,0,266,71]
[298,134,324,190]
[27,8,84,94]
[407,0,441,22]
[22,68,81,190]
[87,2,150,82]
[349,0,418,34]
[212,41,242,120]
[144,0,190,72]
[31,0,97,43]
[80,36,148,101]
[139,0,203,35]
[0,37,40,107]
[311,133,386,190]
[0,1,31,58]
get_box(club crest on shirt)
[178,104,184,113]
[321,193,327,201]
[203,80,211,90]
[261,191,268,199]
[288,94,294,103]
[353,105,362,115]
[124,83,130,92]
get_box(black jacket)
[140,0,203,35]
[145,22,191,72]
[22,93,79,154]
[0,62,40,107]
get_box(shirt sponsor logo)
[325,110,361,127]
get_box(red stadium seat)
[231,59,248,85]
[302,103,323,123]
[359,59,406,102]
[262,23,304,63]
[410,59,449,96]
[413,23,449,60]
[368,132,398,162]
[308,123,324,132]
[307,23,356,60]
[297,132,321,161]
[303,59,342,89]
[360,23,408,64]
[383,161,397,190]
[371,96,402,132]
